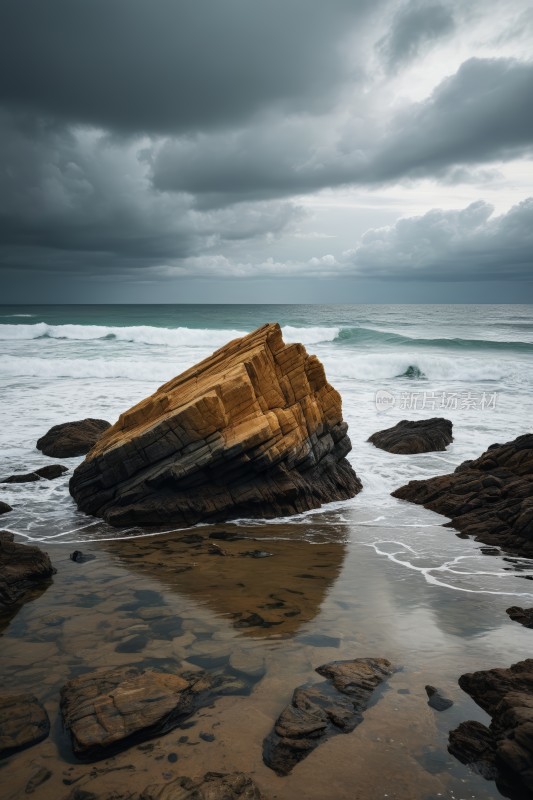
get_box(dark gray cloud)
[377,0,455,71]
[152,58,533,206]
[344,198,533,280]
[372,57,533,180]
[0,0,378,134]
[0,110,303,278]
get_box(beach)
[1,304,533,799]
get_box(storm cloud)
[0,0,531,300]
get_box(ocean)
[1,304,533,799]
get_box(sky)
[1,0,532,303]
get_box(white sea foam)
[0,322,340,347]
[324,352,518,383]
[0,355,174,381]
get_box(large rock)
[392,433,533,557]
[69,324,361,527]
[37,418,111,458]
[0,693,50,758]
[368,417,453,454]
[0,531,54,609]
[0,501,12,515]
[60,664,257,760]
[263,657,393,775]
[449,659,533,795]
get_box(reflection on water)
[104,523,347,638]
[0,514,532,800]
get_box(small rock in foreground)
[425,685,453,711]
[368,418,453,454]
[263,657,393,775]
[140,771,265,800]
[61,664,258,760]
[37,418,111,458]
[0,693,50,758]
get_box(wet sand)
[1,516,532,800]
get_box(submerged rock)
[2,464,68,483]
[263,657,393,775]
[0,531,54,609]
[60,664,257,760]
[140,772,265,800]
[392,433,533,557]
[0,501,12,515]
[70,323,361,527]
[0,692,50,758]
[368,418,453,454]
[449,658,533,795]
[425,685,453,711]
[506,606,533,628]
[37,418,111,458]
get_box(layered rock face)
[0,693,50,758]
[368,417,453,454]
[392,433,533,557]
[70,323,361,527]
[449,659,533,795]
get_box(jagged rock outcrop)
[0,531,54,609]
[263,658,393,775]
[37,418,111,458]
[2,464,68,483]
[61,664,258,760]
[69,324,361,527]
[392,433,533,557]
[449,659,533,795]
[368,418,453,454]
[0,693,50,758]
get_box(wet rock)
[229,649,266,679]
[37,418,111,458]
[2,464,68,483]
[0,693,50,758]
[449,658,533,794]
[240,550,273,559]
[115,633,149,653]
[425,685,453,711]
[70,550,96,563]
[368,418,453,454]
[209,531,245,541]
[506,606,533,628]
[263,657,393,775]
[25,766,53,794]
[207,543,230,556]
[393,433,533,557]
[0,531,54,609]
[70,323,361,527]
[60,664,256,760]
[0,501,12,515]
[140,772,265,800]
[199,731,215,742]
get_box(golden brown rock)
[69,323,361,526]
